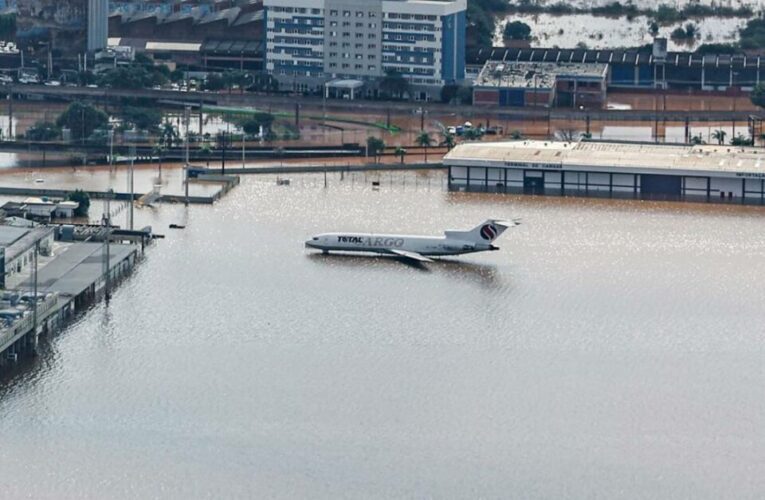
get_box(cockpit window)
[312,237,319,241]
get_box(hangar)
[444,140,765,204]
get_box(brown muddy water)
[1,170,764,498]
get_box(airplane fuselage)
[306,232,497,256]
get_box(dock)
[0,173,240,205]
[0,230,144,369]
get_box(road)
[8,84,763,123]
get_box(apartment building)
[264,0,465,100]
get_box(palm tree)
[712,129,727,145]
[415,131,432,163]
[442,132,456,150]
[159,121,179,149]
[395,146,407,164]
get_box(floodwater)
[1,170,765,498]
[494,13,745,50]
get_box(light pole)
[129,146,135,231]
[108,129,114,169]
[732,71,739,138]
[184,105,190,206]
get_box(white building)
[0,225,55,289]
[444,140,765,204]
[263,0,466,100]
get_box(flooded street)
[1,171,764,498]
[495,13,745,50]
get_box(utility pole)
[7,92,13,139]
[242,132,246,169]
[129,146,135,231]
[104,190,112,303]
[220,127,228,175]
[184,105,190,206]
[31,240,38,352]
[109,129,114,169]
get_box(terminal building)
[472,60,608,109]
[263,0,466,100]
[444,140,765,204]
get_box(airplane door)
[523,171,545,195]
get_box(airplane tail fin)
[445,219,520,243]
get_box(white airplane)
[305,219,519,263]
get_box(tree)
[416,131,433,162]
[648,21,659,37]
[238,112,275,136]
[751,84,765,109]
[457,86,473,105]
[159,121,179,149]
[463,127,484,141]
[395,146,407,164]
[248,73,279,93]
[504,21,532,40]
[56,102,108,142]
[556,129,584,141]
[366,136,385,162]
[441,132,456,150]
[440,84,459,104]
[26,121,60,141]
[690,134,704,145]
[97,64,168,89]
[204,74,225,91]
[712,129,727,145]
[66,190,90,217]
[379,70,409,100]
[730,134,753,146]
[121,106,162,132]
[170,69,185,83]
[510,129,524,140]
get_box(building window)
[343,10,350,16]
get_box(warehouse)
[472,61,607,109]
[444,140,765,204]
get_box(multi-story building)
[264,0,465,100]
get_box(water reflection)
[306,252,502,288]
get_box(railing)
[0,293,60,351]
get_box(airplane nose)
[305,240,316,249]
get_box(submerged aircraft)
[305,219,519,263]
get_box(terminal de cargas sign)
[503,161,563,169]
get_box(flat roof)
[444,140,765,177]
[474,61,607,89]
[145,41,202,52]
[16,242,136,297]
[0,226,30,247]
[4,227,54,262]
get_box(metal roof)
[466,47,765,68]
[201,39,263,56]
[0,226,30,247]
[17,242,136,297]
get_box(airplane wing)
[389,249,433,263]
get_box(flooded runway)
[1,171,764,498]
